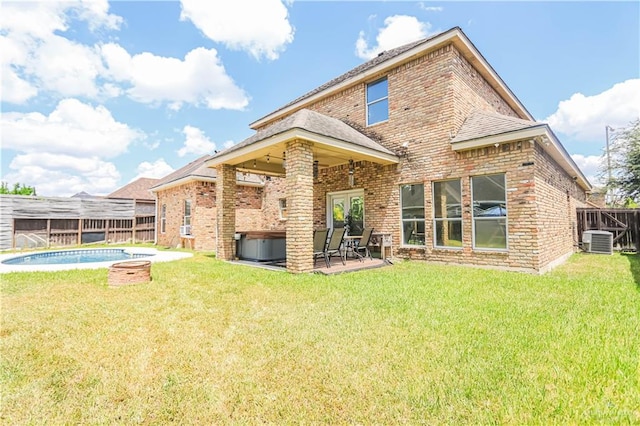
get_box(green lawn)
[1,251,639,424]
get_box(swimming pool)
[0,247,193,273]
[2,248,151,266]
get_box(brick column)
[286,140,314,273]
[216,164,236,260]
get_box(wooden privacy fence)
[1,195,156,250]
[576,208,639,252]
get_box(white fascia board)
[251,28,532,129]
[451,126,592,191]
[150,176,262,193]
[206,128,399,167]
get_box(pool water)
[1,249,154,266]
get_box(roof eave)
[451,125,592,191]
[151,175,263,193]
[206,127,399,169]
[250,27,533,129]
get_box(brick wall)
[253,42,587,272]
[156,178,284,251]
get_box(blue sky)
[1,0,638,196]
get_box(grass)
[1,250,639,424]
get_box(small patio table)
[343,235,364,261]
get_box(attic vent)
[582,230,613,255]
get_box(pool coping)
[0,247,193,274]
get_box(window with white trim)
[160,204,166,234]
[433,179,462,248]
[400,183,425,245]
[366,77,388,125]
[279,198,287,220]
[184,200,192,226]
[471,174,507,250]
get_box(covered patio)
[206,109,399,274]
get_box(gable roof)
[451,110,591,191]
[451,110,546,143]
[151,154,263,193]
[107,177,159,201]
[251,27,533,129]
[219,108,395,158]
[207,108,398,173]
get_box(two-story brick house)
[151,154,286,250]
[207,27,591,273]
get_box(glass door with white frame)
[328,190,364,236]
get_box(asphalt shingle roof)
[107,177,159,200]
[254,29,459,125]
[152,155,216,190]
[214,108,395,159]
[451,110,544,143]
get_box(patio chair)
[324,227,346,267]
[354,227,374,261]
[312,228,329,267]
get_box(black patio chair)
[312,228,329,267]
[324,227,346,267]
[354,227,374,261]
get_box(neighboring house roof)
[251,27,533,129]
[207,108,399,173]
[451,110,591,190]
[107,177,159,201]
[71,191,99,199]
[151,154,263,193]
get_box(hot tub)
[236,231,286,262]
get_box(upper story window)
[471,174,507,250]
[366,77,388,126]
[400,183,425,246]
[433,179,462,248]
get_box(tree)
[0,182,37,196]
[603,119,640,207]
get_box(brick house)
[207,27,591,273]
[151,155,286,250]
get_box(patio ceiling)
[206,109,399,176]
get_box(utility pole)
[605,125,614,206]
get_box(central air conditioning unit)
[582,230,613,254]
[180,225,191,236]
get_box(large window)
[433,180,462,248]
[160,204,166,234]
[366,77,388,126]
[400,183,425,245]
[471,174,507,250]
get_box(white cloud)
[0,1,121,103]
[418,3,443,12]
[179,0,294,60]
[356,15,433,60]
[572,154,604,186]
[545,79,640,143]
[2,1,248,111]
[223,140,236,149]
[133,159,175,181]
[1,99,142,158]
[4,154,121,197]
[101,44,250,110]
[177,126,216,157]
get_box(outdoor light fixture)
[267,154,270,163]
[348,159,354,187]
[313,160,319,179]
[253,159,257,168]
